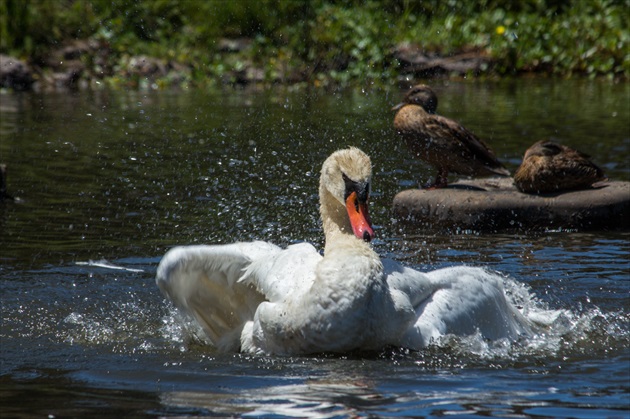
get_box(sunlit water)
[1,80,629,417]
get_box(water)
[1,80,629,417]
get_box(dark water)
[1,80,629,418]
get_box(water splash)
[75,259,145,272]
[422,274,630,364]
[156,272,628,363]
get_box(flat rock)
[392,178,630,231]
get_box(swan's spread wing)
[418,266,533,346]
[384,261,533,349]
[156,241,281,351]
[157,241,322,353]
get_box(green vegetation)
[1,0,628,88]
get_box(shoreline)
[2,37,627,93]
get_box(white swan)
[157,147,535,355]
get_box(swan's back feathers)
[156,242,280,351]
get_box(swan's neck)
[314,179,385,342]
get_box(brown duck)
[514,140,607,194]
[392,84,509,188]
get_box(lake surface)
[1,79,629,417]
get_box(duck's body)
[157,148,535,355]
[514,141,607,194]
[393,85,509,188]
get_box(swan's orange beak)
[345,192,375,242]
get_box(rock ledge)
[392,178,630,231]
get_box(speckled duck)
[392,84,509,188]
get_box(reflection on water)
[161,380,383,418]
[159,365,629,419]
[0,79,629,417]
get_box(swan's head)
[392,84,438,114]
[320,147,374,242]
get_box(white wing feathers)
[397,266,533,348]
[239,242,321,302]
[156,241,281,351]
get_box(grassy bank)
[1,0,628,89]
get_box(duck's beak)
[391,102,405,111]
[345,192,375,242]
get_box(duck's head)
[320,147,374,242]
[392,84,438,114]
[523,141,563,160]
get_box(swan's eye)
[342,172,370,203]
